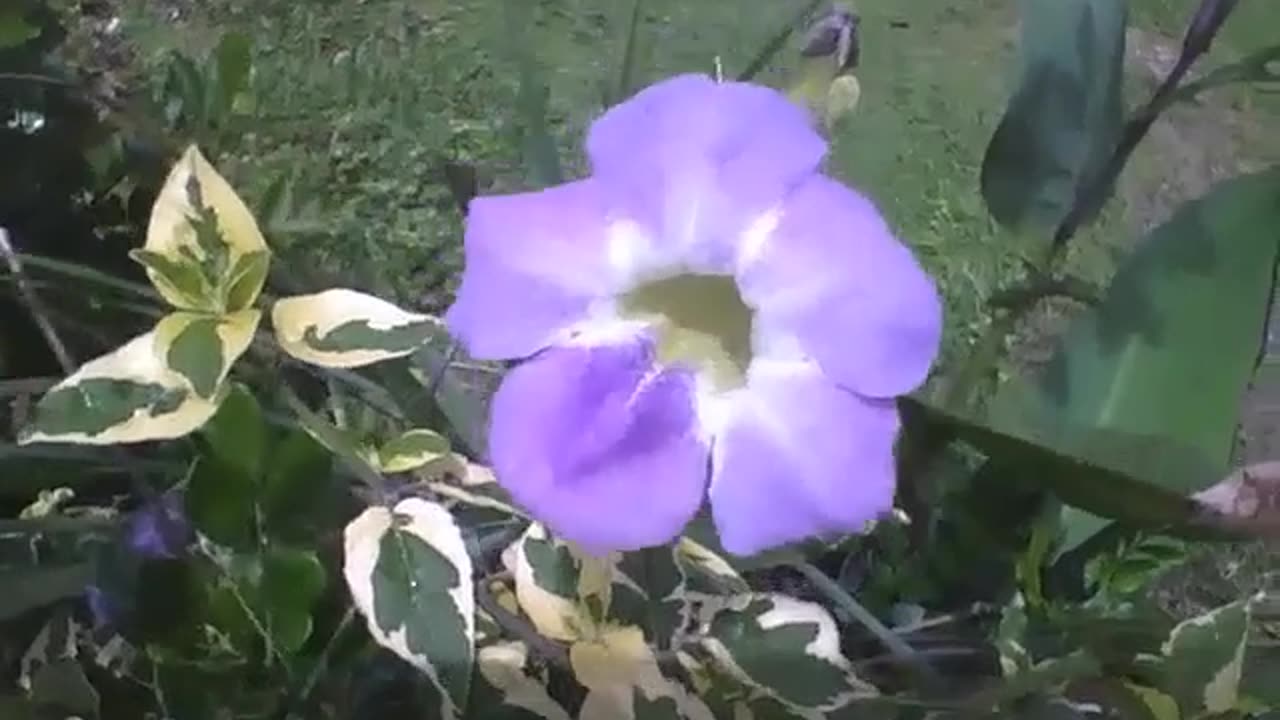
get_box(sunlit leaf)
[271,289,442,368]
[468,641,573,720]
[571,626,715,720]
[144,146,271,310]
[980,0,1127,231]
[19,329,226,445]
[344,498,475,718]
[701,594,873,712]
[154,309,260,400]
[377,428,453,473]
[1160,598,1251,716]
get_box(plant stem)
[282,605,356,719]
[792,562,941,686]
[474,577,571,669]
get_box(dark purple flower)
[446,74,942,556]
[124,491,190,559]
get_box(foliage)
[2,0,1279,718]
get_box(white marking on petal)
[736,209,781,279]
[606,219,658,286]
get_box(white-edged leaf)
[153,309,260,399]
[377,428,453,473]
[343,498,475,719]
[19,327,226,445]
[272,288,443,368]
[610,547,691,649]
[676,538,750,598]
[469,641,573,720]
[504,523,617,642]
[144,145,270,310]
[1160,597,1253,715]
[426,461,525,518]
[701,594,874,712]
[571,626,715,720]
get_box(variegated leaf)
[468,641,573,720]
[426,462,524,518]
[271,288,443,368]
[504,524,617,642]
[377,428,454,473]
[19,328,226,445]
[343,498,475,719]
[676,538,749,599]
[142,145,270,311]
[153,309,260,399]
[1160,597,1252,716]
[572,626,715,720]
[701,595,874,713]
[610,547,691,649]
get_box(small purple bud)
[125,491,190,560]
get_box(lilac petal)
[738,175,942,399]
[445,179,618,361]
[708,363,900,556]
[586,74,827,273]
[487,334,710,553]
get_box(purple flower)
[446,74,942,556]
[124,491,190,559]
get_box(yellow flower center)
[618,273,754,391]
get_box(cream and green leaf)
[1160,597,1254,717]
[271,288,443,368]
[609,547,691,650]
[701,594,874,713]
[153,309,261,400]
[18,329,227,445]
[343,498,475,719]
[138,145,271,313]
[505,523,619,642]
[571,626,715,720]
[377,428,455,474]
[468,641,573,720]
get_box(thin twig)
[474,578,571,669]
[283,605,356,718]
[1,228,76,374]
[792,562,942,687]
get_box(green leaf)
[261,429,336,542]
[259,546,326,652]
[0,7,39,49]
[129,248,210,311]
[980,0,1127,231]
[377,428,452,473]
[198,384,267,480]
[985,167,1280,545]
[213,31,252,115]
[344,498,475,719]
[702,594,871,712]
[186,455,255,549]
[1160,599,1251,716]
[610,547,689,650]
[272,289,442,368]
[224,250,271,312]
[0,564,93,620]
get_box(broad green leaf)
[701,594,873,712]
[1160,599,1251,716]
[980,0,1126,231]
[1123,684,1180,720]
[344,498,475,718]
[144,146,270,310]
[505,523,617,642]
[198,384,267,479]
[19,329,226,445]
[260,429,336,542]
[987,167,1280,545]
[899,398,1205,532]
[0,564,94,620]
[571,626,715,720]
[378,428,453,473]
[271,289,442,368]
[154,309,260,400]
[186,453,255,549]
[210,546,326,655]
[468,641,573,720]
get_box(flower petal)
[488,334,710,554]
[586,74,827,274]
[445,179,617,360]
[738,175,942,398]
[708,361,899,556]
